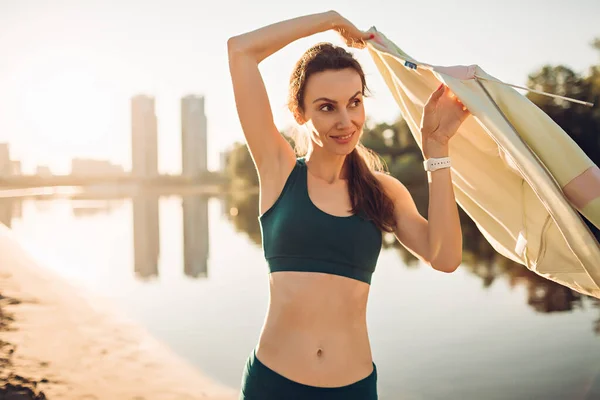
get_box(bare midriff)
[255,270,374,388]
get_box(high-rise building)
[131,95,158,177]
[181,95,207,177]
[0,143,10,176]
[10,161,21,176]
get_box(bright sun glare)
[15,49,123,174]
[25,69,108,136]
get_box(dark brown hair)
[288,42,396,233]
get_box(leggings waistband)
[240,348,378,400]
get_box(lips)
[330,131,355,144]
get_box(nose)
[336,110,352,130]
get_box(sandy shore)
[0,224,239,400]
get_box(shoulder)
[373,172,422,225]
[373,171,410,200]
[373,171,396,186]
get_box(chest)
[306,174,353,217]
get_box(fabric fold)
[366,27,600,298]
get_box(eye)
[319,103,333,112]
[350,99,362,107]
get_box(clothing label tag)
[515,231,527,257]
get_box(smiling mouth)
[331,131,355,140]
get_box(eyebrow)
[312,91,362,104]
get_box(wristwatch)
[423,157,451,172]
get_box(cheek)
[309,113,336,136]
[354,106,366,125]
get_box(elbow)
[430,257,461,273]
[227,35,258,62]
[227,35,244,57]
[227,36,260,65]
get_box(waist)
[256,327,373,387]
[256,271,372,387]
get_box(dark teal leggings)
[239,348,378,400]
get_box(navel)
[316,348,323,357]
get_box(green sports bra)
[259,158,383,284]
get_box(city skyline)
[0,92,210,178]
[1,1,599,175]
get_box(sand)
[0,225,239,400]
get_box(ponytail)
[346,144,396,233]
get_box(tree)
[224,142,258,187]
[224,132,296,188]
[525,39,600,165]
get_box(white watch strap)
[423,157,451,172]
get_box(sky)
[0,0,599,174]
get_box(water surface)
[1,193,599,400]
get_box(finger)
[460,109,471,123]
[445,85,465,101]
[433,83,446,98]
[424,84,445,111]
[454,96,468,112]
[348,25,368,39]
[351,37,366,48]
[348,33,369,48]
[446,89,467,111]
[460,105,471,121]
[345,26,369,43]
[347,37,364,49]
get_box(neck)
[305,146,349,184]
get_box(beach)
[0,224,239,400]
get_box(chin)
[327,143,358,157]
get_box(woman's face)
[299,68,365,156]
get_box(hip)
[239,347,378,400]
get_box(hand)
[329,11,372,49]
[420,84,470,158]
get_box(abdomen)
[255,271,374,387]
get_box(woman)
[227,10,468,399]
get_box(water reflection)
[71,200,119,217]
[223,189,262,246]
[130,193,210,279]
[222,187,600,334]
[5,189,598,336]
[182,195,209,278]
[132,195,160,279]
[0,198,22,228]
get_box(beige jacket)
[366,28,600,298]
